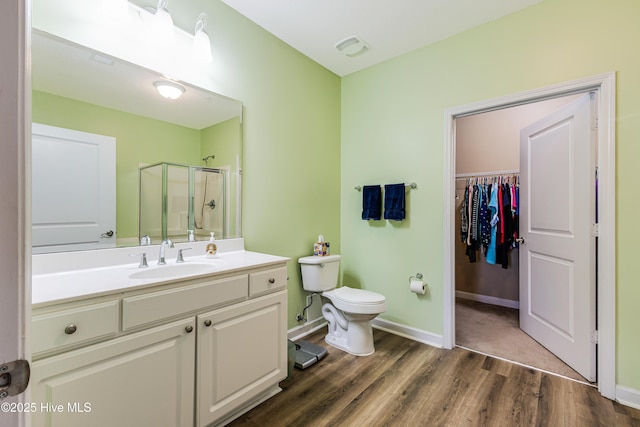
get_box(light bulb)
[154,81,185,100]
[152,0,174,44]
[193,13,213,63]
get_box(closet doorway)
[454,94,590,382]
[442,72,617,399]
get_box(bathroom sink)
[129,262,223,280]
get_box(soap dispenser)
[206,232,217,257]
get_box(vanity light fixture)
[152,0,175,43]
[193,12,213,63]
[154,80,185,100]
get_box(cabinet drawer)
[32,300,119,355]
[122,274,248,330]
[249,267,287,297]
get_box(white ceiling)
[220,0,543,76]
[32,0,544,127]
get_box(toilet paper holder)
[409,273,423,282]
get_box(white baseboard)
[287,316,443,349]
[616,385,640,410]
[456,290,520,309]
[372,317,443,348]
[287,317,327,341]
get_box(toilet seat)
[323,286,387,315]
[334,287,385,305]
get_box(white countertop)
[32,250,290,307]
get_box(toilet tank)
[298,254,341,292]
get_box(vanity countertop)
[32,250,290,308]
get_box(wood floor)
[228,329,640,427]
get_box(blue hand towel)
[361,185,382,220]
[384,183,406,220]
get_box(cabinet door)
[31,318,195,427]
[197,290,287,427]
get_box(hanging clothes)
[496,183,515,269]
[465,183,479,262]
[486,183,499,264]
[459,174,519,268]
[480,183,491,251]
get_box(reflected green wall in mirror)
[201,118,242,238]
[32,90,240,242]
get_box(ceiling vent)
[335,36,369,57]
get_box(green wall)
[202,3,342,327]
[201,117,242,173]
[201,117,243,238]
[341,0,640,390]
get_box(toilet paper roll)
[410,279,426,295]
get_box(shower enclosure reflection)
[139,162,228,244]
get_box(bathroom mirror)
[31,30,243,253]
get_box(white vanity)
[30,239,289,427]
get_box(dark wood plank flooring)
[229,329,640,427]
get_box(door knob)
[516,237,525,244]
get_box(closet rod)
[354,183,417,191]
[455,169,519,179]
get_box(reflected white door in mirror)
[32,123,116,254]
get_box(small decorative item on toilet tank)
[313,234,330,256]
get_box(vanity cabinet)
[197,291,287,426]
[30,262,288,427]
[31,318,196,427]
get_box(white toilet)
[298,254,387,356]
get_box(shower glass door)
[139,163,226,243]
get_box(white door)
[519,92,596,381]
[32,124,116,253]
[0,1,29,425]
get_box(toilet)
[298,255,387,356]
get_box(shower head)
[202,155,215,164]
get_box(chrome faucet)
[158,239,174,265]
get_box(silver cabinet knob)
[268,278,275,284]
[185,325,194,333]
[204,320,212,327]
[64,324,77,335]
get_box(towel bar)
[355,182,416,191]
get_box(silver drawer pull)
[268,278,275,284]
[185,325,194,333]
[64,324,77,335]
[204,320,212,327]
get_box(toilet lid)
[334,287,385,305]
